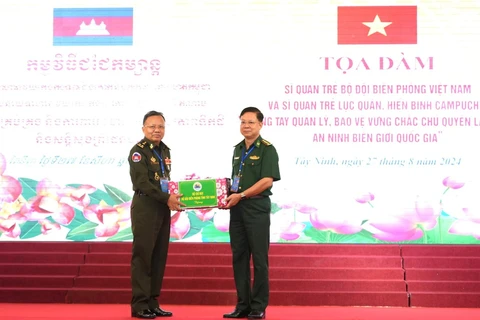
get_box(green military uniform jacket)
[128,138,171,204]
[231,135,281,196]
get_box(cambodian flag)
[53,8,133,46]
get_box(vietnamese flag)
[338,6,417,45]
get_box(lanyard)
[152,149,166,178]
[237,145,255,175]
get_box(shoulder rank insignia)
[261,139,272,146]
[250,155,260,160]
[137,141,147,148]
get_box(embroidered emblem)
[132,152,141,162]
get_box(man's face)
[142,115,165,145]
[240,112,262,140]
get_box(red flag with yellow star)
[337,6,417,45]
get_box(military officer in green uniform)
[223,107,281,320]
[128,111,185,319]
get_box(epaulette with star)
[137,141,147,148]
[261,139,272,146]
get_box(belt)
[134,190,147,196]
[249,195,268,199]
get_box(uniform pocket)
[147,164,161,182]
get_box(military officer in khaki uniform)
[128,111,185,319]
[223,107,281,320]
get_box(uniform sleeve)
[230,147,238,179]
[128,146,170,204]
[260,145,281,181]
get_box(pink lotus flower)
[35,178,59,197]
[310,209,364,234]
[443,176,465,190]
[213,210,229,232]
[445,193,480,239]
[83,200,131,237]
[278,222,306,240]
[20,179,98,228]
[0,176,22,203]
[441,179,480,239]
[170,211,190,239]
[299,189,373,237]
[0,153,5,173]
[0,153,22,203]
[365,197,439,241]
[39,219,61,235]
[61,184,96,208]
[271,210,307,241]
[441,179,478,220]
[0,217,21,238]
[18,179,75,225]
[27,195,75,225]
[449,217,480,240]
[279,202,317,214]
[355,192,375,204]
[195,208,215,222]
[0,196,26,219]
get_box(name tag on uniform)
[231,176,240,192]
[160,178,169,193]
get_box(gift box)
[168,178,231,209]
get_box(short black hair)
[143,111,165,124]
[240,107,264,122]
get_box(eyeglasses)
[144,125,165,131]
[240,120,258,126]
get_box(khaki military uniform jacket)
[128,138,171,204]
